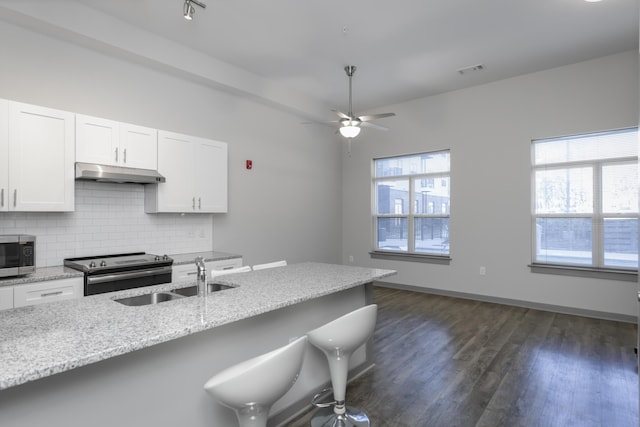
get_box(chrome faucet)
[195,256,207,296]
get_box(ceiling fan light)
[340,125,361,138]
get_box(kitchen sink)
[171,283,233,297]
[114,292,183,306]
[114,283,234,306]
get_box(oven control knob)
[89,261,96,268]
[155,255,160,261]
[163,254,169,261]
[100,260,107,267]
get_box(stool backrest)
[252,260,287,270]
[210,265,252,278]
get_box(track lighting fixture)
[183,0,206,21]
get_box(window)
[532,128,638,271]
[373,150,450,256]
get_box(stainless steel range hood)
[75,162,166,184]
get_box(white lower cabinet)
[13,277,83,308]
[0,286,13,311]
[172,258,243,282]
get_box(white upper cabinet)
[2,101,75,212]
[76,114,157,170]
[196,138,228,212]
[0,100,8,211]
[145,130,228,213]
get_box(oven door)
[85,266,172,296]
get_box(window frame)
[530,128,638,277]
[371,150,451,261]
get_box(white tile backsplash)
[0,181,213,267]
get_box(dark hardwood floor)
[287,286,638,427]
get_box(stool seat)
[204,336,307,427]
[307,305,378,427]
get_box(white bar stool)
[204,336,307,427]
[252,260,287,270]
[210,265,252,279]
[307,304,378,427]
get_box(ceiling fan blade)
[361,121,389,131]
[332,109,351,119]
[358,112,396,122]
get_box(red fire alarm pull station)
[246,160,253,170]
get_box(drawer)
[172,263,199,282]
[14,277,83,308]
[208,258,243,271]
[172,258,243,282]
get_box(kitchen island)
[0,262,395,427]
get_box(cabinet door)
[147,130,196,213]
[197,139,228,213]
[13,277,83,308]
[0,286,13,311]
[8,102,75,212]
[0,99,8,212]
[76,114,119,166]
[120,123,157,170]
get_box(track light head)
[183,0,206,21]
[183,1,194,20]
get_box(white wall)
[342,51,639,318]
[0,19,343,267]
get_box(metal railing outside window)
[532,128,638,272]
[373,150,451,256]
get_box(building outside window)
[532,128,638,271]
[373,150,450,256]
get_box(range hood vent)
[75,162,166,184]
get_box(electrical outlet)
[479,266,486,275]
[348,255,354,263]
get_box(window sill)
[369,251,451,265]
[529,263,637,282]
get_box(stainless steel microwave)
[0,235,35,277]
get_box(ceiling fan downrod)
[345,65,356,120]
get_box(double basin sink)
[114,283,232,306]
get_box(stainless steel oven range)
[64,252,173,296]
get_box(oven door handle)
[86,266,173,285]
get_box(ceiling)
[2,0,638,120]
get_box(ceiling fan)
[333,65,396,139]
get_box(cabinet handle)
[0,188,3,207]
[198,197,201,209]
[41,291,63,298]
[115,147,118,162]
[192,197,196,210]
[13,189,17,207]
[123,148,127,164]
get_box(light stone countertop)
[0,251,241,288]
[0,262,395,391]
[168,251,241,266]
[0,266,84,287]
